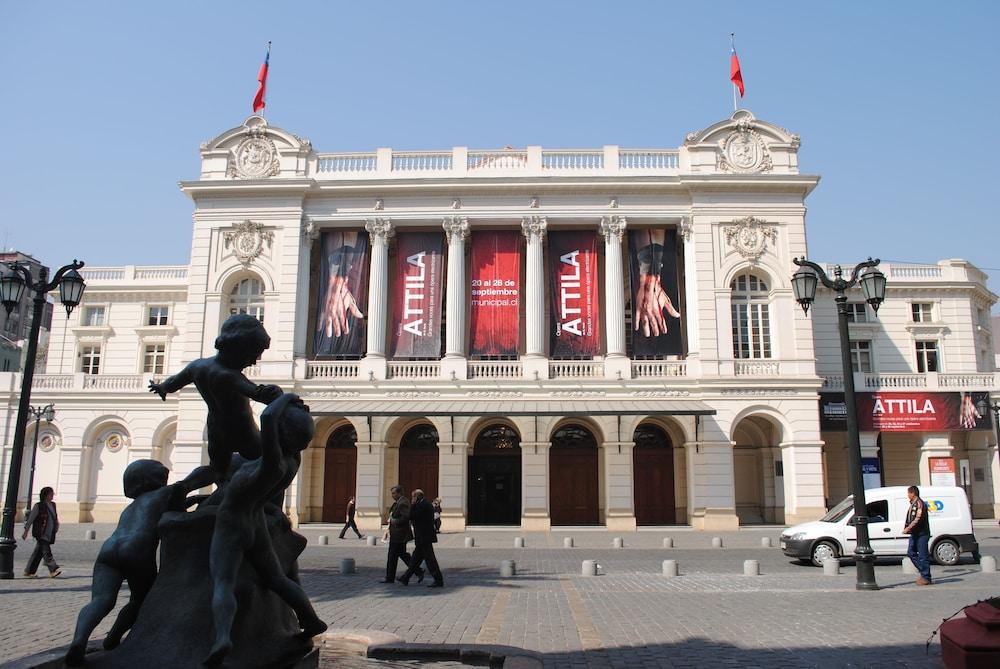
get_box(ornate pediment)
[724,217,777,263]
[227,125,281,179]
[717,118,773,173]
[224,220,274,268]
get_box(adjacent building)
[2,110,997,530]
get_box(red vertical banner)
[469,231,521,357]
[548,230,601,357]
[390,232,444,358]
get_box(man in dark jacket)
[903,485,932,585]
[22,486,61,578]
[381,485,423,583]
[398,489,443,588]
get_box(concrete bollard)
[663,537,673,549]
[318,535,329,545]
[613,537,624,549]
[743,559,760,576]
[339,558,356,574]
[902,559,918,575]
[564,537,574,548]
[85,530,97,541]
[500,560,516,577]
[823,557,841,576]
[366,535,377,547]
[761,537,772,548]
[662,559,678,577]
[582,559,598,576]
[464,537,475,548]
[712,537,723,549]
[514,537,525,548]
[981,555,997,573]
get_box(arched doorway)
[732,416,783,525]
[468,425,521,525]
[399,424,439,501]
[633,424,675,525]
[549,425,599,525]
[322,425,357,523]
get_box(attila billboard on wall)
[390,232,444,358]
[548,230,601,357]
[819,391,991,432]
[469,231,520,357]
[627,228,683,357]
[314,230,369,356]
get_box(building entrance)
[399,424,439,501]
[633,424,676,525]
[322,425,358,523]
[549,425,599,525]
[468,425,521,525]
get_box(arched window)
[228,277,265,322]
[730,272,771,359]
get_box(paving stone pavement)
[1,523,998,668]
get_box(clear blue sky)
[3,2,998,299]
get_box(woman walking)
[22,486,61,578]
[432,498,443,533]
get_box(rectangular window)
[911,302,933,323]
[731,302,772,359]
[915,341,939,372]
[143,344,166,374]
[849,340,873,372]
[82,306,105,327]
[147,305,169,326]
[846,303,868,323]
[80,346,101,374]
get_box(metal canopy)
[308,398,716,417]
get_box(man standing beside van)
[903,485,931,585]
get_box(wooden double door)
[322,426,358,523]
[633,425,676,525]
[398,425,439,502]
[549,425,600,525]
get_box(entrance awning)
[308,398,716,417]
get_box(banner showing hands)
[628,228,683,356]
[314,231,369,356]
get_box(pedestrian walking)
[398,489,443,588]
[903,485,932,585]
[432,497,443,534]
[381,485,423,584]
[22,486,61,578]
[338,496,364,539]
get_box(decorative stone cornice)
[364,217,394,244]
[723,216,776,264]
[442,216,470,243]
[521,215,547,243]
[599,215,627,243]
[224,220,274,268]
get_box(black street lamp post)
[24,404,56,513]
[792,256,886,591]
[0,260,85,580]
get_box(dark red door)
[399,425,439,501]
[549,425,599,525]
[322,427,358,523]
[633,446,676,525]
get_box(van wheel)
[932,539,960,566]
[811,541,839,567]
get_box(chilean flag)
[252,45,270,113]
[730,46,745,97]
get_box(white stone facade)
[2,111,997,531]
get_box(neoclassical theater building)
[3,110,998,531]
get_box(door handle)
[883,528,891,532]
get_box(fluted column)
[600,216,627,359]
[360,218,392,381]
[521,216,547,359]
[441,217,470,380]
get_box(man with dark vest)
[903,485,932,585]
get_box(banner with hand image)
[314,230,369,356]
[628,228,683,357]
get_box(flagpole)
[730,33,738,112]
[262,41,271,119]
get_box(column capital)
[521,215,547,243]
[365,217,394,242]
[301,217,321,246]
[599,215,627,243]
[442,216,470,243]
[678,216,693,241]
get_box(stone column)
[521,216,548,380]
[685,439,739,530]
[603,441,636,531]
[437,441,467,532]
[965,431,993,519]
[361,218,393,381]
[520,441,551,530]
[354,440,387,533]
[441,216,470,380]
[918,433,953,487]
[600,216,629,380]
[679,218,700,370]
[779,442,826,525]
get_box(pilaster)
[918,433,953,487]
[779,441,826,524]
[685,440,739,530]
[603,441,636,531]
[437,441,467,531]
[355,440,387,532]
[520,441,550,530]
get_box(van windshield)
[820,496,855,523]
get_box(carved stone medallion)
[104,433,127,453]
[38,432,59,453]
[225,220,274,267]
[724,217,777,263]
[228,129,281,179]
[717,121,772,173]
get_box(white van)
[780,486,979,567]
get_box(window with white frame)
[143,344,166,374]
[915,340,939,372]
[730,272,772,359]
[228,278,265,322]
[147,305,170,326]
[82,306,106,326]
[846,302,868,323]
[850,340,873,372]
[911,302,934,323]
[80,345,101,374]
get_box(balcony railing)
[549,360,603,379]
[306,361,360,380]
[33,375,74,390]
[821,372,998,391]
[734,360,781,376]
[83,375,145,391]
[468,360,523,379]
[632,360,687,378]
[387,361,441,379]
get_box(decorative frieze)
[227,126,281,179]
[224,220,274,268]
[717,118,773,174]
[724,216,777,264]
